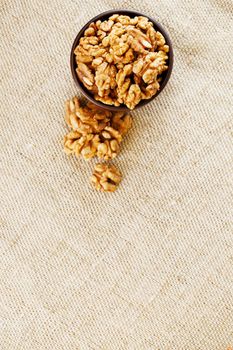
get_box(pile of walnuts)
[64,96,132,191]
[75,14,169,109]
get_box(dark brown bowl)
[70,9,173,111]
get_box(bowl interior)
[70,9,173,111]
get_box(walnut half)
[90,163,122,192]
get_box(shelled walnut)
[65,96,111,134]
[74,14,169,109]
[63,96,132,161]
[90,163,122,192]
[64,131,100,160]
[96,126,122,160]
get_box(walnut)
[65,97,111,134]
[109,14,119,22]
[90,163,122,192]
[79,36,99,46]
[137,16,151,30]
[142,51,168,84]
[95,62,111,97]
[64,96,132,160]
[64,131,100,160]
[97,126,122,160]
[109,65,117,89]
[127,28,152,53]
[90,47,107,57]
[146,26,157,50]
[102,36,110,47]
[132,51,168,90]
[84,27,96,37]
[96,20,101,30]
[130,17,138,25]
[97,30,107,40]
[113,42,129,57]
[116,15,131,25]
[161,44,169,53]
[125,84,142,110]
[74,47,93,64]
[76,62,95,89]
[105,53,113,63]
[111,112,132,136]
[132,58,144,75]
[116,64,133,87]
[65,96,80,127]
[94,94,121,107]
[74,14,169,109]
[155,31,166,48]
[87,22,98,35]
[92,56,104,68]
[141,81,160,99]
[64,130,82,155]
[122,48,134,64]
[110,26,125,39]
[74,36,99,64]
[117,78,131,104]
[78,134,100,159]
[100,19,114,32]
[94,62,117,97]
[115,64,133,103]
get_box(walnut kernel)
[90,163,122,192]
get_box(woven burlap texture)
[0,0,233,349]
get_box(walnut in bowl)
[70,10,173,111]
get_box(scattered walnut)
[64,96,132,161]
[97,126,122,160]
[90,163,122,192]
[111,112,132,136]
[65,96,111,135]
[63,97,131,190]
[64,130,82,155]
[65,96,80,127]
[74,14,169,109]
[64,131,100,160]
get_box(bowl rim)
[70,9,173,111]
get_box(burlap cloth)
[1,0,233,349]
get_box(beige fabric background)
[0,0,233,349]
